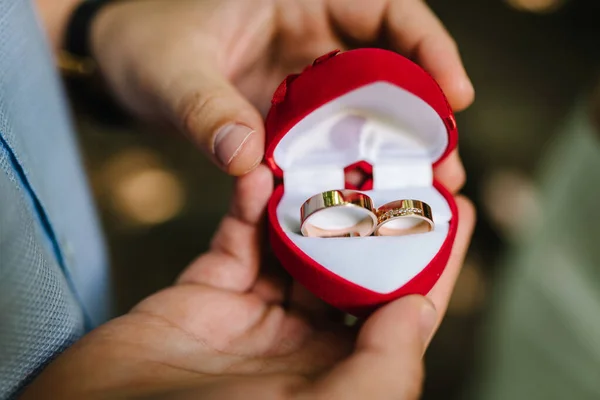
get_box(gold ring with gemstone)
[374,199,434,236]
[300,190,377,237]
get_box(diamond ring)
[374,199,434,236]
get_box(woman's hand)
[21,165,475,399]
[91,0,474,176]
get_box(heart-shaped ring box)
[265,48,458,316]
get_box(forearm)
[35,0,81,54]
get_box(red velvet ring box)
[265,48,459,316]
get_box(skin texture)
[25,0,476,397]
[20,165,475,399]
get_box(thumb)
[170,67,265,175]
[300,295,437,400]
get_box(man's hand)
[20,165,475,399]
[90,0,474,176]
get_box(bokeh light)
[505,0,566,13]
[481,169,540,239]
[112,168,185,225]
[100,148,186,226]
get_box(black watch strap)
[61,0,129,125]
[64,0,112,59]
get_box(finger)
[145,375,308,400]
[327,0,474,111]
[299,295,436,400]
[177,165,273,291]
[433,150,466,194]
[164,65,265,175]
[237,317,354,376]
[385,0,474,111]
[289,282,326,314]
[426,196,476,330]
[251,243,292,303]
[252,275,287,304]
[289,282,344,325]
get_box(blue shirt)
[0,0,111,397]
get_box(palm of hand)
[79,282,352,398]
[23,167,354,399]
[24,285,351,399]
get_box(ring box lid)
[264,48,458,187]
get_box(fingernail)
[419,298,437,350]
[213,123,255,167]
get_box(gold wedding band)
[374,199,434,236]
[300,190,377,237]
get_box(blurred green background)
[67,0,600,398]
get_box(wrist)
[35,0,81,55]
[57,0,132,125]
[59,0,116,76]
